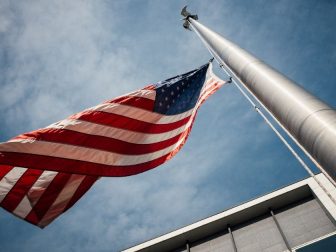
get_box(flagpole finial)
[181,6,198,30]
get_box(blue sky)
[0,0,335,251]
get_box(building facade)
[123,174,336,252]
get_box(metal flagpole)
[180,7,336,204]
[216,59,336,205]
[181,7,336,185]
[219,59,336,188]
[214,54,336,205]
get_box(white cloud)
[0,1,140,134]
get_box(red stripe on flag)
[0,165,13,180]
[63,175,98,212]
[13,128,186,155]
[111,96,154,111]
[25,172,72,226]
[70,111,191,134]
[0,125,193,177]
[0,169,43,212]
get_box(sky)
[0,0,335,251]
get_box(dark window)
[296,234,336,252]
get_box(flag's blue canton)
[153,64,209,115]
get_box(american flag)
[0,62,226,227]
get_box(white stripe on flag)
[0,167,27,204]
[2,127,191,166]
[12,196,32,219]
[128,89,156,100]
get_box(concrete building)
[123,174,336,252]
